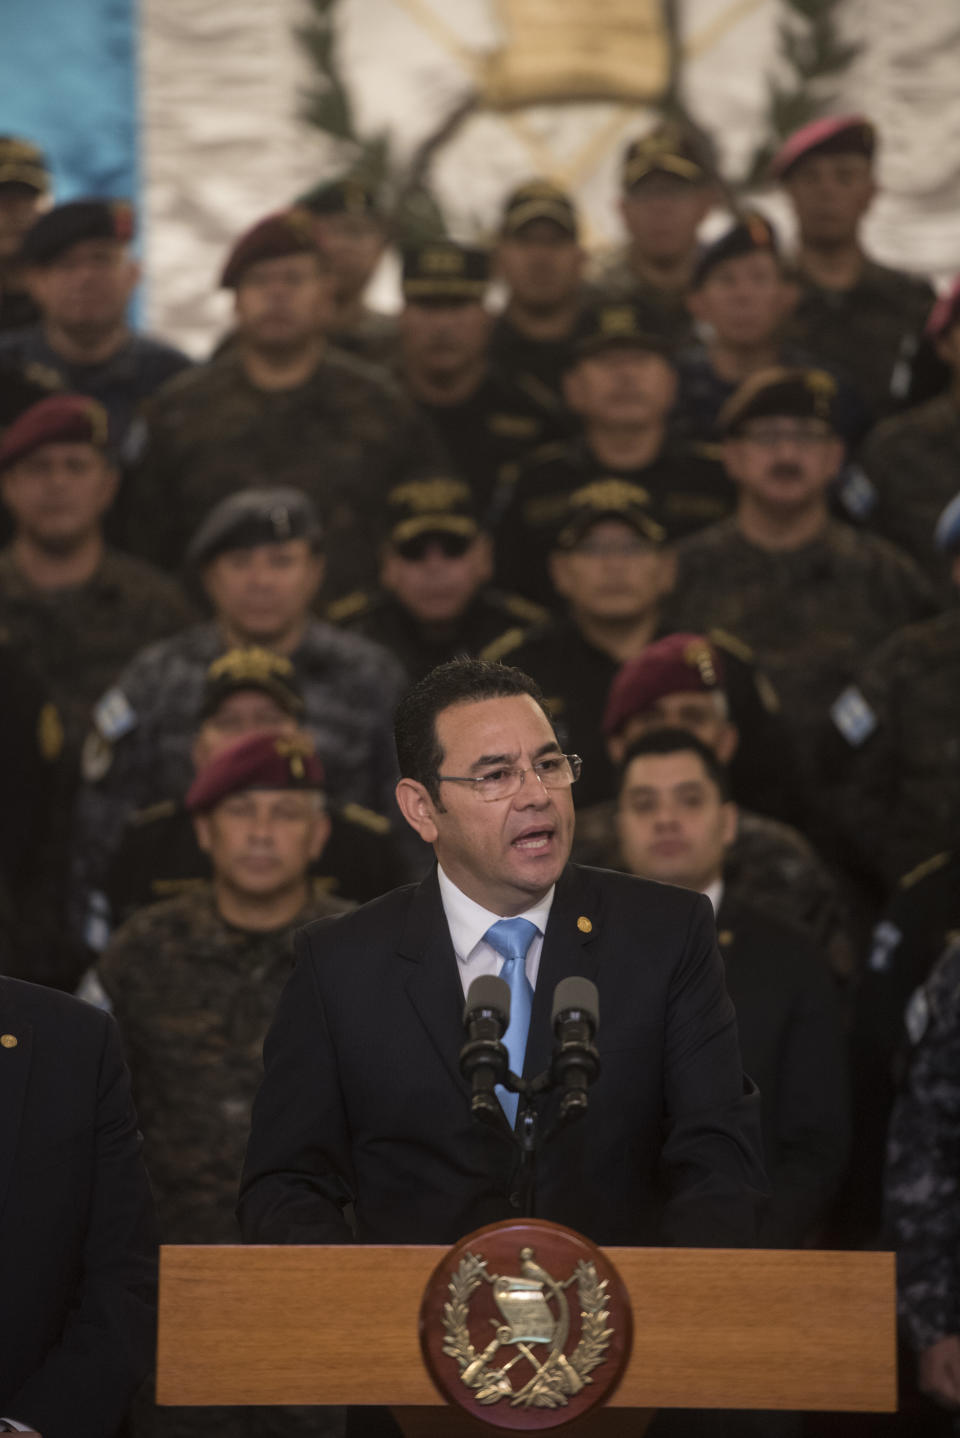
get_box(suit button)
[509,1191,521,1208]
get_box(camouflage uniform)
[488,311,583,412]
[73,617,406,901]
[121,347,445,598]
[494,436,735,608]
[885,938,960,1353]
[825,609,960,890]
[664,518,936,770]
[0,545,194,765]
[0,324,191,458]
[857,392,960,601]
[588,250,697,348]
[329,307,398,368]
[329,585,548,683]
[573,801,853,982]
[786,260,935,422]
[99,884,349,1438]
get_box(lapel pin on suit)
[1,1033,17,1048]
[719,930,734,947]
[577,916,593,933]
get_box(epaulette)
[692,441,724,462]
[514,373,563,415]
[339,802,390,835]
[899,851,952,891]
[326,590,372,624]
[525,440,569,466]
[502,594,550,626]
[480,627,529,663]
[132,798,178,827]
[708,627,754,662]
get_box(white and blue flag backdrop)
[0,0,954,355]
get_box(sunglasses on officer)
[393,532,474,562]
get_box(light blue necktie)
[484,917,538,1126]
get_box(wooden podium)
[156,1243,896,1427]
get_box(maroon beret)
[0,393,110,475]
[771,114,875,181]
[603,633,727,738]
[221,208,323,289]
[926,277,960,342]
[186,731,325,814]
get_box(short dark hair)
[618,726,732,802]
[394,658,554,803]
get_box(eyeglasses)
[394,532,473,561]
[437,754,582,802]
[739,424,833,448]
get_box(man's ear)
[193,813,212,855]
[396,777,440,844]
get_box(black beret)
[188,487,322,568]
[691,214,779,290]
[296,176,381,219]
[21,199,134,266]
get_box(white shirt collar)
[437,865,555,963]
[703,877,725,916]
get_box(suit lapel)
[0,981,33,1221]
[524,865,599,1082]
[399,869,478,1098]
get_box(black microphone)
[551,977,600,1125]
[460,975,511,1125]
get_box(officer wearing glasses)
[241,657,766,1272]
[327,475,547,680]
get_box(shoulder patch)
[836,464,878,522]
[479,627,529,663]
[132,798,178,827]
[93,687,138,742]
[830,685,878,747]
[37,701,64,762]
[326,590,372,624]
[81,731,114,783]
[899,851,952,890]
[708,628,754,662]
[339,802,390,835]
[867,919,903,973]
[754,673,780,714]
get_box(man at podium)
[240,657,766,1250]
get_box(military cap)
[691,213,779,290]
[20,199,134,267]
[925,277,960,342]
[187,487,322,568]
[571,302,673,362]
[0,393,109,476]
[500,179,578,239]
[296,175,381,219]
[401,242,489,302]
[718,366,840,437]
[199,647,305,721]
[934,491,960,556]
[186,731,324,814]
[771,114,876,181]
[553,479,666,551]
[385,475,480,548]
[0,136,49,193]
[621,122,713,191]
[220,208,321,289]
[603,633,727,737]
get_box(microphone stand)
[501,1063,595,1219]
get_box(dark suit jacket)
[718,899,851,1247]
[0,977,158,1437]
[239,864,766,1248]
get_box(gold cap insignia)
[207,647,294,684]
[422,246,466,276]
[1,1033,18,1049]
[37,701,64,762]
[598,305,638,337]
[83,399,110,447]
[388,477,471,512]
[275,734,316,782]
[577,915,593,934]
[805,369,837,419]
[683,639,719,687]
[570,479,650,512]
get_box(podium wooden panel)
[157,1244,896,1412]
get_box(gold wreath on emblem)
[442,1245,613,1409]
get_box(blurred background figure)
[0,135,48,333]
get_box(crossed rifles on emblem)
[442,1246,613,1410]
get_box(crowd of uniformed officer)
[2,110,960,1432]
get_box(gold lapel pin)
[1,1033,18,1049]
[577,915,593,934]
[718,930,734,947]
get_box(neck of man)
[12,529,104,590]
[572,604,660,663]
[588,418,665,470]
[43,316,129,366]
[220,614,308,656]
[796,238,865,292]
[214,875,311,933]
[240,335,326,392]
[504,296,579,342]
[627,245,695,294]
[404,357,486,407]
[736,495,829,551]
[708,336,781,384]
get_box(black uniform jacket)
[240,864,767,1249]
[0,977,157,1437]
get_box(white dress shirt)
[703,878,724,916]
[437,865,555,998]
